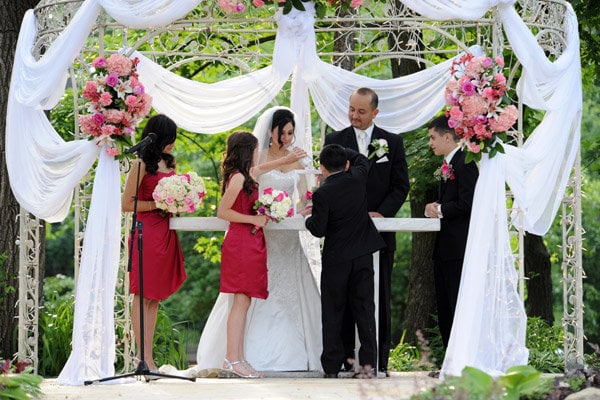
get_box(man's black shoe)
[323,373,338,378]
[379,369,390,377]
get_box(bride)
[195,106,323,372]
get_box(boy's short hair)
[428,114,459,142]
[319,144,348,173]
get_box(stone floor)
[40,371,439,399]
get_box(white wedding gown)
[195,170,323,372]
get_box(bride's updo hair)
[140,114,177,174]
[270,109,295,149]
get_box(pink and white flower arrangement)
[252,187,293,233]
[219,0,362,16]
[445,53,518,163]
[152,172,206,215]
[79,53,153,157]
[218,0,246,13]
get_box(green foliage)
[388,330,439,372]
[45,217,75,276]
[411,365,550,400]
[526,317,564,373]
[38,276,75,377]
[0,367,43,400]
[402,127,438,203]
[39,275,190,376]
[50,89,77,141]
[0,252,16,305]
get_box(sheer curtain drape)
[5,0,580,384]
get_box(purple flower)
[92,56,108,69]
[474,115,488,124]
[92,112,105,126]
[461,80,476,96]
[105,72,119,87]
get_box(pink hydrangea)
[461,94,488,120]
[106,53,133,76]
[488,105,518,132]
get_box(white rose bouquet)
[252,187,293,234]
[152,172,205,215]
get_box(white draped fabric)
[5,0,580,384]
[441,2,582,377]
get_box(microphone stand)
[85,146,195,385]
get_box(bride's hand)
[284,147,307,163]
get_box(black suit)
[433,149,478,348]
[305,151,386,374]
[324,126,409,372]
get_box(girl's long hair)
[221,131,258,196]
[139,114,177,174]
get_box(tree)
[0,0,40,360]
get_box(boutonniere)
[434,161,455,182]
[368,138,389,160]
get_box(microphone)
[125,132,157,154]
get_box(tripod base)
[84,360,196,385]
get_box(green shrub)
[411,365,550,400]
[39,275,189,376]
[526,317,564,373]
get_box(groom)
[324,87,409,375]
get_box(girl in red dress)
[122,114,186,372]
[217,131,306,378]
[218,132,268,378]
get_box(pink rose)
[105,73,119,87]
[481,57,493,69]
[263,187,273,195]
[474,123,491,139]
[99,92,113,106]
[495,56,505,67]
[460,80,476,96]
[125,95,138,108]
[493,73,506,86]
[274,192,285,202]
[449,106,463,121]
[182,173,191,182]
[105,146,120,157]
[468,141,481,153]
[287,208,294,217]
[92,112,105,126]
[92,56,108,69]
[305,190,313,201]
[253,0,265,6]
[350,0,362,7]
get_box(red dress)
[129,171,186,300]
[220,173,268,299]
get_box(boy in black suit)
[301,144,385,378]
[424,115,479,349]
